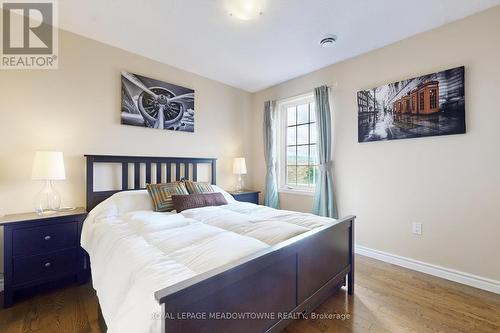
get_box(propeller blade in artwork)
[122,71,158,99]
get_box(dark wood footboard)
[155,215,355,333]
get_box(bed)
[83,155,355,333]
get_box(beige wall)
[2,6,500,284]
[0,28,253,272]
[250,7,500,281]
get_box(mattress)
[81,188,334,333]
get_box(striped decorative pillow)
[146,182,189,212]
[184,180,214,194]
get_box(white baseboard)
[355,245,500,295]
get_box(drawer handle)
[44,262,51,268]
[44,235,51,241]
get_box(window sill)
[278,188,315,197]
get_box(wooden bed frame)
[85,154,355,333]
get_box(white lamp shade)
[233,157,247,175]
[32,151,66,180]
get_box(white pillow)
[211,185,237,203]
[89,186,235,221]
[88,190,154,218]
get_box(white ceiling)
[58,0,500,92]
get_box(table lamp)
[32,151,66,215]
[233,157,247,193]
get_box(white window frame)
[276,92,316,196]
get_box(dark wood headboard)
[85,155,217,211]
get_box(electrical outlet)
[412,222,423,235]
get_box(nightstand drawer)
[13,222,78,256]
[13,248,77,285]
[231,192,260,204]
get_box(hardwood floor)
[1,255,499,333]
[0,279,101,333]
[285,256,500,333]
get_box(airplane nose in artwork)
[157,95,168,105]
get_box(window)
[278,94,317,194]
[430,88,437,109]
[419,91,425,111]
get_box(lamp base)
[235,175,244,193]
[34,180,61,215]
[56,207,76,212]
[37,210,58,216]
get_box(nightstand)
[1,208,89,308]
[228,190,261,204]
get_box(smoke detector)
[320,35,337,48]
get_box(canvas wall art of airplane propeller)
[121,72,195,133]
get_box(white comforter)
[81,188,334,333]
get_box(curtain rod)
[275,85,333,103]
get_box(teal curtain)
[263,100,280,208]
[312,86,338,218]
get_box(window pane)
[309,103,316,122]
[309,144,318,165]
[287,166,297,185]
[287,146,296,165]
[280,95,317,190]
[297,166,312,186]
[297,104,309,124]
[297,124,308,145]
[310,124,317,144]
[311,166,319,186]
[297,145,308,165]
[287,106,296,126]
[287,126,296,145]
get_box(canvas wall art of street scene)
[357,66,465,142]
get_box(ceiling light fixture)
[225,0,264,21]
[319,35,337,48]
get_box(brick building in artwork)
[357,90,381,113]
[393,81,439,115]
